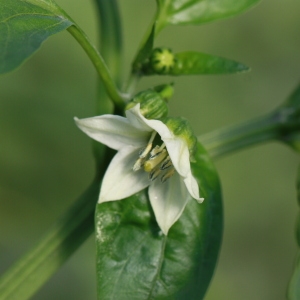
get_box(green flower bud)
[125,89,168,120]
[150,48,175,74]
[165,117,197,161]
[153,83,174,102]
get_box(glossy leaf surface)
[171,51,249,75]
[156,0,260,30]
[95,142,223,299]
[0,0,72,74]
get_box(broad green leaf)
[156,0,260,30]
[0,0,73,74]
[171,51,249,75]
[95,142,223,299]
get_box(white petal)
[163,138,190,177]
[126,104,173,138]
[74,114,149,150]
[148,173,190,235]
[125,104,154,132]
[183,172,204,203]
[126,105,190,177]
[99,147,150,202]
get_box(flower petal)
[183,172,204,203]
[162,138,190,177]
[126,104,173,138]
[125,104,154,132]
[74,114,150,150]
[126,104,190,177]
[99,147,150,202]
[148,173,190,235]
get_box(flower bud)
[153,83,174,102]
[150,48,175,74]
[165,117,197,161]
[125,89,168,120]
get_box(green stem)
[93,0,123,114]
[67,25,125,110]
[92,0,123,166]
[0,179,100,300]
[199,112,281,159]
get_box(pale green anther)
[144,149,167,172]
[165,117,198,161]
[161,156,172,170]
[161,168,175,183]
[125,89,168,120]
[149,166,161,181]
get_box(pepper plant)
[0,0,299,299]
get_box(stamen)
[161,167,175,183]
[139,131,157,158]
[149,145,162,159]
[133,157,145,171]
[149,166,161,181]
[144,149,167,172]
[160,156,172,170]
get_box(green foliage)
[170,51,249,75]
[156,0,261,30]
[142,50,249,76]
[95,143,223,300]
[0,0,73,74]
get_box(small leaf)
[171,51,249,75]
[95,142,223,299]
[143,50,249,76]
[156,0,261,30]
[0,0,73,74]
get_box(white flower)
[74,104,204,235]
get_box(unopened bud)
[150,48,176,75]
[125,89,168,120]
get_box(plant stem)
[93,0,123,115]
[67,25,125,110]
[199,112,281,159]
[0,180,100,300]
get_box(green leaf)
[95,142,223,299]
[156,0,260,30]
[143,50,249,76]
[0,0,73,74]
[171,51,249,75]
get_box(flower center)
[133,132,175,182]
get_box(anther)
[139,131,157,158]
[160,156,172,170]
[144,149,167,172]
[161,168,175,183]
[149,167,161,181]
[133,157,145,171]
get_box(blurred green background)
[1,0,300,299]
